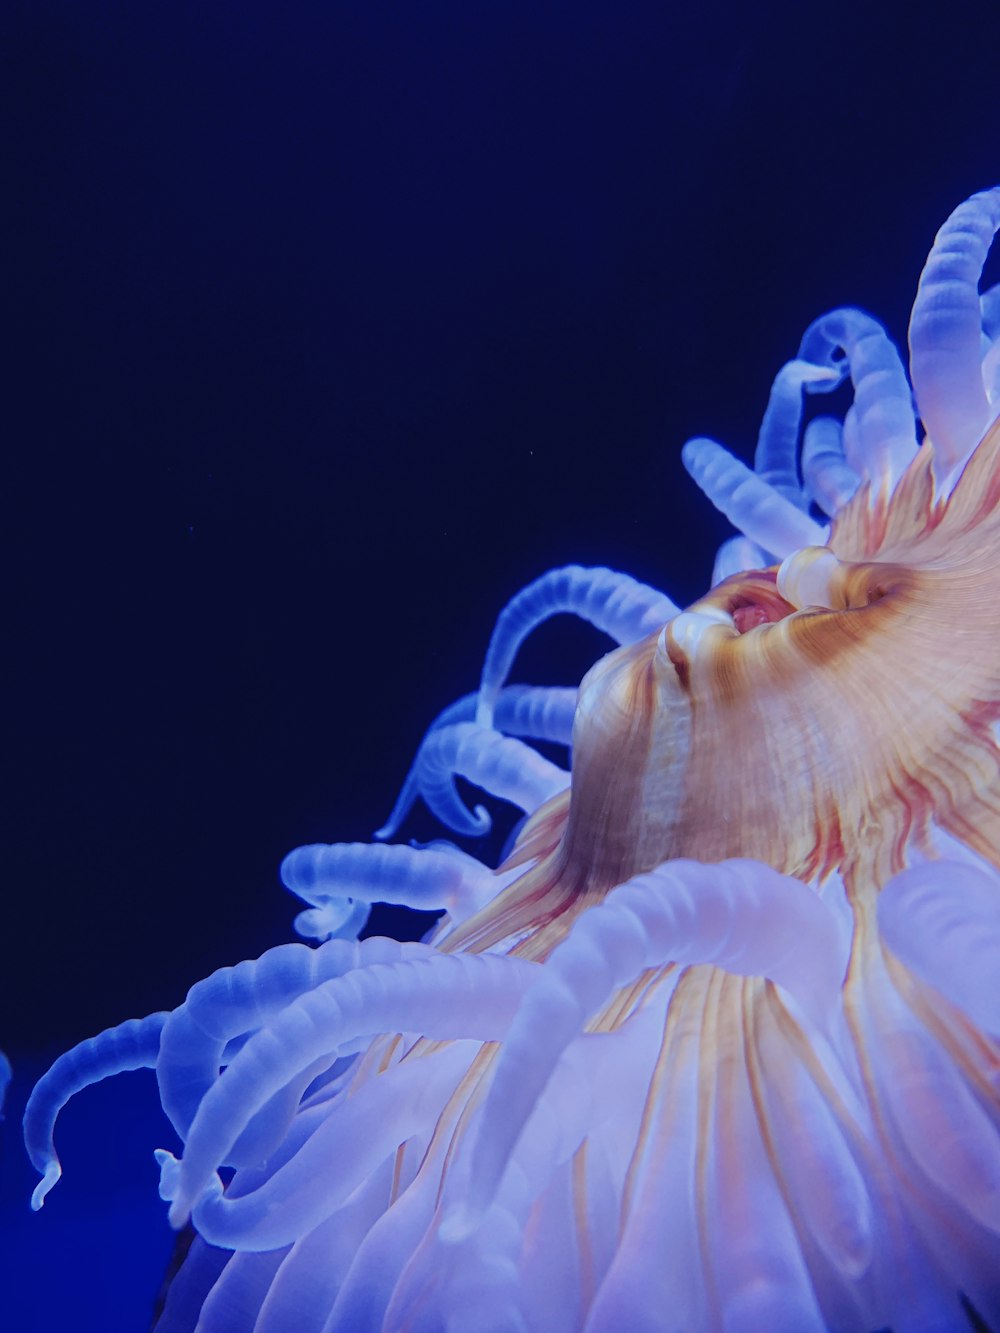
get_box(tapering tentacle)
[375,722,568,839]
[446,858,846,1238]
[681,438,828,557]
[475,567,678,729]
[157,937,431,1146]
[909,186,1000,479]
[24,1011,167,1209]
[376,685,576,841]
[711,535,768,585]
[753,359,842,507]
[177,1042,478,1249]
[801,416,861,517]
[877,861,1000,1034]
[282,840,502,924]
[798,309,918,490]
[168,951,539,1227]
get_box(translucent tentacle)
[753,359,841,508]
[585,970,711,1332]
[157,937,430,1144]
[291,897,370,943]
[152,1236,232,1333]
[981,282,1000,409]
[801,416,861,517]
[700,979,828,1333]
[376,685,576,840]
[475,567,678,728]
[253,1163,397,1332]
[281,840,499,922]
[446,857,846,1238]
[321,1138,450,1329]
[798,309,918,490]
[710,535,768,586]
[909,186,1000,477]
[402,1198,531,1333]
[376,722,569,840]
[495,683,577,746]
[982,337,1000,409]
[840,403,862,478]
[168,951,539,1227]
[744,990,877,1331]
[853,951,1000,1322]
[194,1246,288,1333]
[877,861,1000,1034]
[24,1011,167,1209]
[421,838,524,906]
[982,281,1000,343]
[681,438,828,557]
[981,280,1000,406]
[180,1043,477,1249]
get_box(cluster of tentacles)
[24,189,1000,1331]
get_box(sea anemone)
[24,187,1000,1332]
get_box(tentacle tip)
[810,365,841,384]
[372,821,396,842]
[679,437,700,466]
[30,1162,61,1212]
[161,1154,225,1230]
[295,898,369,942]
[155,1148,182,1203]
[469,804,492,836]
[277,849,301,887]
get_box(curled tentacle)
[157,937,431,1146]
[376,684,576,841]
[475,567,678,729]
[877,861,1000,1034]
[24,1011,167,1209]
[801,416,861,517]
[446,858,847,1238]
[281,840,500,924]
[797,308,918,490]
[292,897,371,943]
[909,186,1000,479]
[22,186,1000,1331]
[753,358,842,508]
[681,437,828,557]
[168,951,540,1228]
[376,722,568,840]
[173,1042,478,1250]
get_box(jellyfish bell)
[23,188,1000,1332]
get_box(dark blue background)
[3,2,999,1328]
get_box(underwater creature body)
[24,189,1000,1331]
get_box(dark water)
[3,2,999,1328]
